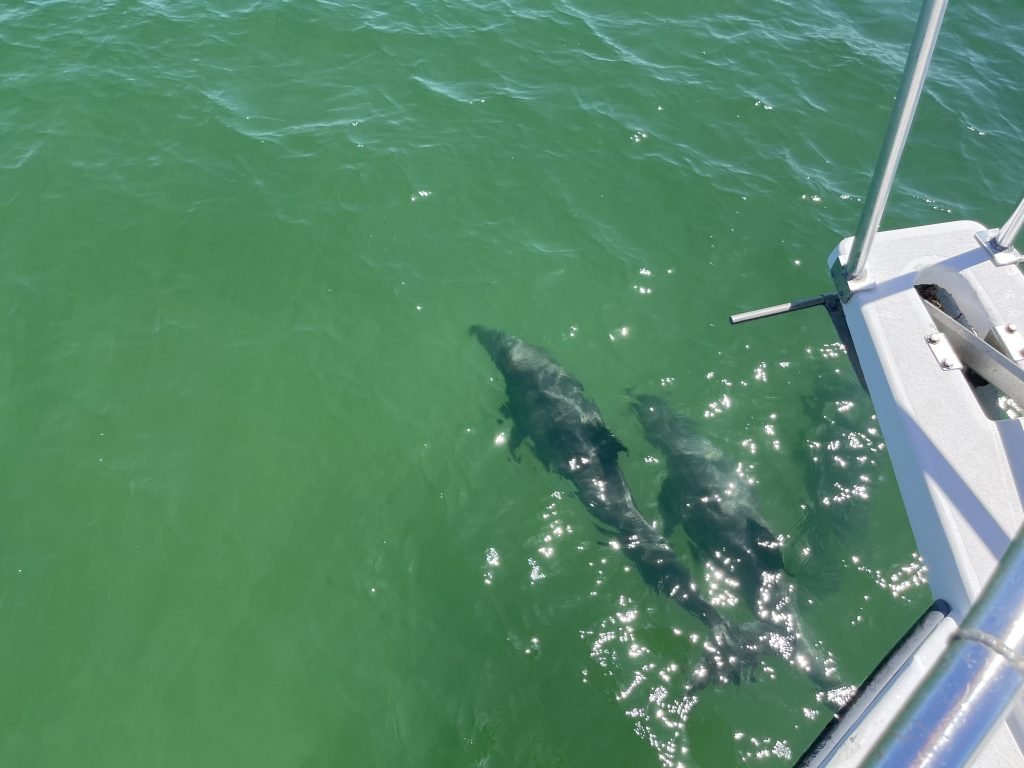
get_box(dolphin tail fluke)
[685,620,765,689]
[683,615,841,694]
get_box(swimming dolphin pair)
[471,326,835,690]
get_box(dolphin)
[470,326,728,634]
[629,393,786,613]
[629,392,845,694]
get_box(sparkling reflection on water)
[476,339,928,766]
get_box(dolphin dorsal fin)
[589,424,627,463]
[508,423,526,459]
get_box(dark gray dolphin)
[629,393,786,612]
[471,325,727,633]
[629,392,843,694]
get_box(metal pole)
[729,294,830,324]
[840,0,949,289]
[995,196,1024,250]
[864,526,1024,767]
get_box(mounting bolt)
[1008,323,1018,334]
[927,333,941,344]
[940,358,954,370]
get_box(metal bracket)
[831,258,877,303]
[987,323,1024,362]
[975,229,1023,267]
[925,303,1024,405]
[924,331,963,371]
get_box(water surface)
[1,1,1022,765]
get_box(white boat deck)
[822,219,1024,766]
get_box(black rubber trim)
[795,599,952,768]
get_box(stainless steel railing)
[864,524,1024,767]
[833,0,949,294]
[996,197,1024,251]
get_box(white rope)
[954,628,1024,674]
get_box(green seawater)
[1,1,1022,765]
